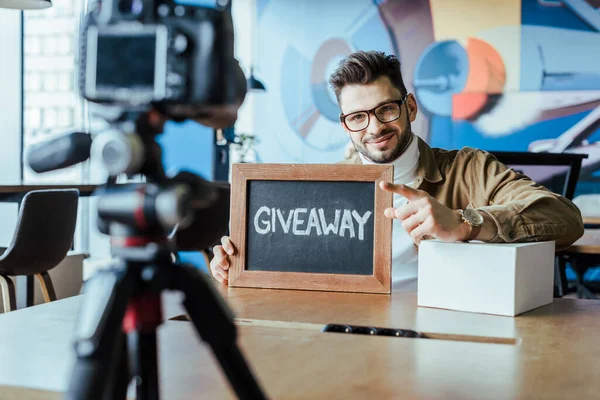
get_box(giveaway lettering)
[253,207,372,240]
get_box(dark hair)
[329,51,407,106]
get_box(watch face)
[463,209,484,226]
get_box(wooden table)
[0,184,100,309]
[0,287,600,399]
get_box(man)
[210,51,584,290]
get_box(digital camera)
[80,0,242,109]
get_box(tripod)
[62,114,267,400]
[66,236,266,400]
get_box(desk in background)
[0,288,599,399]
[0,184,98,309]
[561,228,600,299]
[0,184,98,202]
[583,216,600,227]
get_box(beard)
[352,121,413,164]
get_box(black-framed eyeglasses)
[339,94,409,132]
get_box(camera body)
[80,0,238,109]
[30,0,240,245]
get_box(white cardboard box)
[417,240,555,317]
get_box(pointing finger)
[379,181,426,201]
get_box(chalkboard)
[246,180,375,275]
[229,164,393,294]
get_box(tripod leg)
[66,266,136,400]
[107,332,130,400]
[124,292,163,400]
[128,331,159,400]
[170,265,267,400]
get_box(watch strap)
[459,209,483,241]
[467,223,482,241]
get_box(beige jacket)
[341,137,584,250]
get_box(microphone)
[27,132,92,173]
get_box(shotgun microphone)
[27,131,92,173]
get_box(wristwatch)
[458,209,484,241]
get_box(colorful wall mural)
[251,0,600,195]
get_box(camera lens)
[118,0,143,15]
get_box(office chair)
[0,190,79,312]
[490,151,588,298]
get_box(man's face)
[338,75,418,163]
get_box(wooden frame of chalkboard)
[228,164,393,294]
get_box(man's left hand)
[379,181,469,245]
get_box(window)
[23,0,86,184]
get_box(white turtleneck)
[359,134,420,292]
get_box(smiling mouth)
[367,132,395,145]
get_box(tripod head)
[28,109,231,254]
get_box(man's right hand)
[210,236,237,284]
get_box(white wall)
[0,10,22,246]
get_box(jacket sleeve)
[468,150,584,250]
